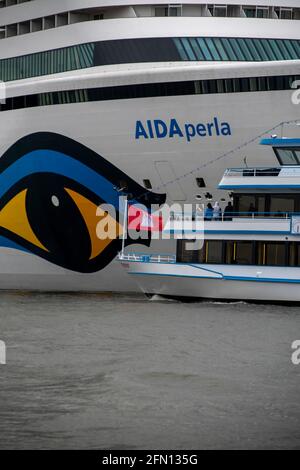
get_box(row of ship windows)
[0,1,297,18]
[0,0,298,15]
[0,74,298,112]
[206,6,295,19]
[0,0,29,7]
[0,11,101,40]
[177,240,300,267]
[156,5,298,19]
[0,4,299,41]
[234,193,300,218]
[0,38,300,82]
[174,37,300,62]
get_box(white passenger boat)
[120,137,300,302]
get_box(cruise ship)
[0,0,299,292]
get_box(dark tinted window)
[177,240,300,268]
[236,195,257,217]
[1,37,300,82]
[234,241,253,265]
[275,148,300,165]
[1,73,299,113]
[269,196,295,216]
[289,243,300,267]
[265,242,287,266]
[177,240,206,263]
[206,241,223,264]
[143,179,152,190]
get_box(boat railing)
[119,252,176,264]
[170,211,294,222]
[215,211,293,220]
[170,212,203,222]
[223,166,300,177]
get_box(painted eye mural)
[0,132,166,273]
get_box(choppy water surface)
[0,292,299,449]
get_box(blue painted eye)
[0,132,166,273]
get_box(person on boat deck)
[224,201,234,221]
[213,201,222,221]
[195,205,204,219]
[205,203,213,221]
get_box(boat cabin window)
[233,241,253,265]
[177,240,299,267]
[264,242,287,266]
[177,240,206,264]
[269,196,295,217]
[288,243,300,267]
[234,193,300,217]
[206,241,223,264]
[275,148,300,165]
[234,194,257,216]
[177,240,194,263]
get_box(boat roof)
[218,166,300,191]
[218,137,300,190]
[260,137,300,147]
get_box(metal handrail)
[218,211,293,220]
[119,253,176,264]
[170,211,294,221]
[223,166,300,177]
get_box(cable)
[141,119,300,196]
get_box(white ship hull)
[0,249,137,292]
[0,9,299,292]
[1,78,298,194]
[0,88,299,292]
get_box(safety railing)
[223,166,300,177]
[169,212,204,222]
[119,252,176,264]
[170,211,293,221]
[210,211,293,221]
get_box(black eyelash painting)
[0,132,166,273]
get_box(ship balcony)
[219,166,300,190]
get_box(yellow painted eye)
[0,189,48,251]
[0,177,123,273]
[0,184,123,261]
[65,188,123,260]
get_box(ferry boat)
[120,137,300,302]
[0,1,300,291]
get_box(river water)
[0,292,299,449]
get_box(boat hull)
[124,262,300,303]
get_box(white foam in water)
[149,294,179,302]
